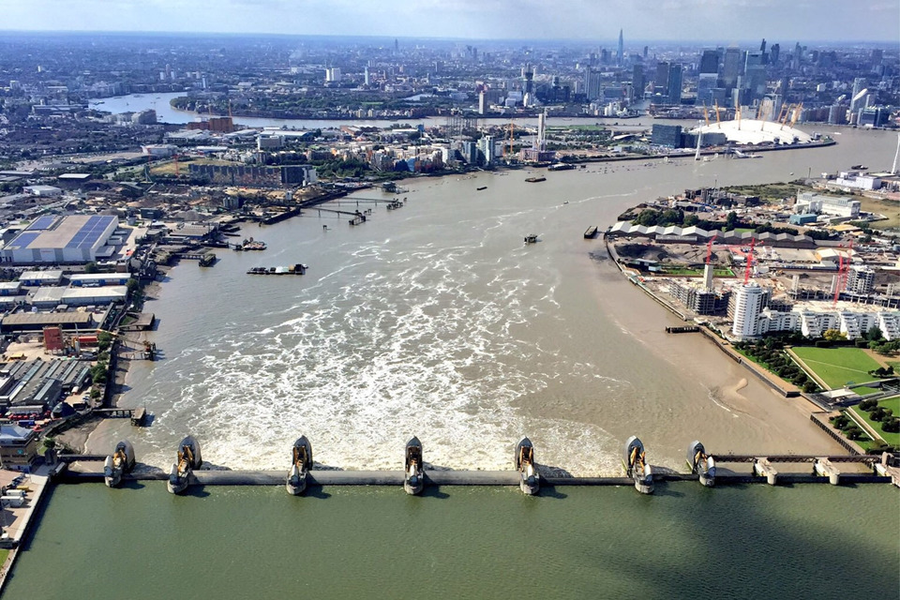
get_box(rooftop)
[692,119,813,145]
[5,215,117,252]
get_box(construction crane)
[832,240,853,306]
[705,233,718,265]
[743,238,756,284]
[506,121,515,158]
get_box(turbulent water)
[87,126,898,475]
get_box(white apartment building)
[731,283,768,338]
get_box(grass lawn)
[850,396,900,446]
[791,346,881,390]
[856,197,900,231]
[0,548,8,565]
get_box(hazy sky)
[1,0,898,43]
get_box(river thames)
[3,120,899,599]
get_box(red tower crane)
[832,240,853,305]
[743,238,756,284]
[705,233,718,265]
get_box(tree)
[865,326,883,341]
[822,329,847,342]
[84,262,99,274]
[725,211,738,230]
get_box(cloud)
[0,0,896,41]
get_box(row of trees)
[858,399,900,434]
[733,339,820,393]
[829,413,868,441]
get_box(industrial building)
[69,273,131,287]
[2,216,119,265]
[795,192,860,218]
[0,425,38,471]
[1,311,95,333]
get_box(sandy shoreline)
[63,276,164,455]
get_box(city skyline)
[0,0,898,43]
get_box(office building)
[654,62,670,95]
[666,64,683,105]
[651,124,682,148]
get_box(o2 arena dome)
[691,119,813,145]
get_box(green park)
[790,346,884,391]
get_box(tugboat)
[514,437,540,495]
[403,437,424,495]
[687,440,716,487]
[103,440,135,488]
[286,436,313,496]
[167,436,202,495]
[623,436,654,494]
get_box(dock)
[665,326,700,334]
[247,264,307,276]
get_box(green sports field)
[791,347,882,390]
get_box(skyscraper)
[666,64,683,105]
[654,62,670,95]
[632,65,645,100]
[585,69,603,101]
[699,50,719,75]
[617,29,624,67]
[721,47,743,90]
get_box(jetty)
[665,326,700,334]
[247,264,307,276]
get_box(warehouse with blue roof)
[1,215,118,264]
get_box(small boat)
[851,164,867,170]
[623,436,654,495]
[476,186,487,191]
[103,440,135,488]
[286,436,313,496]
[548,163,575,171]
[167,435,202,495]
[514,437,539,495]
[525,176,546,183]
[524,234,538,244]
[584,225,598,239]
[686,440,716,487]
[403,437,424,495]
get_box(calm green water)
[4,484,898,599]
